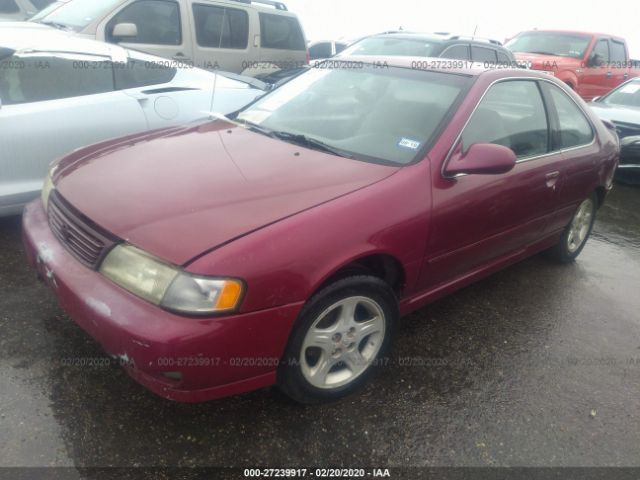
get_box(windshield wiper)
[271,131,354,159]
[527,50,561,56]
[38,20,72,31]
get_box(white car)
[0,29,267,216]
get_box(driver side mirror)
[587,53,604,68]
[445,143,516,176]
[112,23,138,39]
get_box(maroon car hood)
[54,122,399,265]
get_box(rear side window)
[471,46,497,63]
[0,0,20,14]
[335,42,348,54]
[107,0,181,46]
[441,44,470,60]
[0,55,114,105]
[309,42,332,60]
[497,51,511,65]
[462,80,549,158]
[259,13,305,50]
[545,84,594,149]
[193,4,249,49]
[114,59,177,89]
[610,40,626,63]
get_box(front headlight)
[41,173,54,212]
[99,244,244,315]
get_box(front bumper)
[22,200,303,402]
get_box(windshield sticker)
[398,138,421,150]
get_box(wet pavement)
[1,185,639,469]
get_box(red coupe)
[23,57,619,403]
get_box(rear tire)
[547,192,597,263]
[277,275,397,404]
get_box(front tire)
[277,275,397,404]
[547,192,597,263]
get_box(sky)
[284,0,640,57]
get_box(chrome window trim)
[441,76,598,179]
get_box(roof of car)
[0,24,128,61]
[368,32,505,47]
[331,55,543,77]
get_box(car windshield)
[602,80,640,108]
[237,63,471,165]
[339,36,442,57]
[506,32,591,59]
[30,1,65,21]
[33,0,124,31]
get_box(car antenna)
[472,25,478,40]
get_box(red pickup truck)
[506,30,640,100]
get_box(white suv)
[22,0,308,74]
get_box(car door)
[98,0,194,67]
[187,0,256,73]
[608,38,629,89]
[580,38,610,99]
[257,11,307,68]
[0,53,147,208]
[420,79,566,290]
[540,81,600,232]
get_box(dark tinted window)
[603,80,640,107]
[545,84,594,149]
[471,46,497,63]
[497,51,511,64]
[309,42,332,59]
[592,39,609,63]
[610,40,626,63]
[0,55,114,104]
[0,0,19,13]
[259,13,305,50]
[463,80,549,158]
[335,42,348,54]
[441,44,470,60]
[30,0,55,10]
[114,58,177,89]
[107,0,181,46]
[193,4,248,49]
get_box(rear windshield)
[237,63,471,165]
[35,0,124,31]
[259,13,305,50]
[340,36,443,57]
[506,32,591,59]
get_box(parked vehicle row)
[22,56,619,403]
[7,0,309,74]
[0,28,268,216]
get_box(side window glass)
[462,80,549,158]
[471,46,497,63]
[592,39,609,64]
[441,44,470,60]
[309,42,332,59]
[107,0,181,46]
[497,51,511,65]
[0,0,19,13]
[335,43,348,54]
[114,58,177,89]
[193,4,248,49]
[31,0,55,9]
[610,40,626,63]
[545,84,594,149]
[0,55,114,105]
[259,13,305,51]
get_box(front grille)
[48,191,116,269]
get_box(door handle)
[545,171,560,188]
[606,71,613,78]
[172,52,191,63]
